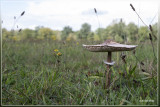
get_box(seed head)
[140,61,144,66]
[130,4,135,11]
[57,59,60,63]
[94,81,99,86]
[141,69,146,72]
[121,53,126,63]
[19,29,22,32]
[121,53,126,59]
[94,8,97,14]
[149,25,153,32]
[133,79,138,83]
[21,11,25,16]
[149,33,152,41]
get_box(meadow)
[2,38,157,105]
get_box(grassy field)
[2,39,157,105]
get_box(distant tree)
[51,30,62,41]
[138,26,149,42]
[35,26,44,37]
[66,33,77,41]
[115,34,123,43]
[2,28,10,40]
[38,27,53,39]
[95,28,105,40]
[61,26,73,40]
[94,34,100,41]
[104,19,127,42]
[126,22,138,42]
[78,23,91,39]
[104,26,114,40]
[87,32,94,41]
[113,20,127,42]
[22,29,35,39]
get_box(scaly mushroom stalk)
[106,52,112,88]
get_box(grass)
[2,39,157,105]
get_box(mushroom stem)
[106,52,112,88]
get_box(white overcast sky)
[1,0,159,31]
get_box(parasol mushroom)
[83,39,137,88]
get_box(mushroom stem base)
[105,52,112,89]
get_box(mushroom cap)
[83,40,137,52]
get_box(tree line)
[2,19,157,43]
